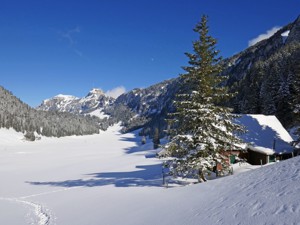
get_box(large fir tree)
[164,15,244,181]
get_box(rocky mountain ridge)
[37,88,114,115]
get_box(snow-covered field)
[0,126,300,225]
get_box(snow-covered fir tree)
[163,15,244,181]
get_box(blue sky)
[1,0,299,107]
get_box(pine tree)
[164,15,244,181]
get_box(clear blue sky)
[1,0,299,107]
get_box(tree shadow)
[27,164,165,188]
[118,131,156,154]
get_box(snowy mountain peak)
[42,94,79,106]
[53,94,78,100]
[37,89,114,115]
[86,88,105,98]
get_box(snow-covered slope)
[0,127,299,225]
[115,78,179,116]
[37,88,114,115]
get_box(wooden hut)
[236,114,294,165]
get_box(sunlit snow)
[0,126,299,225]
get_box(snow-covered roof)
[236,114,294,155]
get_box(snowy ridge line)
[0,197,51,225]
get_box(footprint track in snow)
[0,186,81,224]
[0,197,51,225]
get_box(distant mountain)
[38,80,180,136]
[116,79,179,116]
[114,78,180,136]
[0,86,101,140]
[37,88,114,115]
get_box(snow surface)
[0,128,24,145]
[281,30,290,37]
[87,108,109,119]
[237,114,294,154]
[281,30,290,43]
[1,126,300,225]
[54,94,78,101]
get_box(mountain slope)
[114,78,181,135]
[115,78,178,116]
[223,16,300,127]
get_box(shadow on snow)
[27,164,169,188]
[118,131,152,154]
[27,130,178,188]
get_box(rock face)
[37,88,114,114]
[114,78,181,136]
[115,78,179,117]
[37,94,79,112]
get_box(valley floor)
[0,126,299,225]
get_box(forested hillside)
[0,86,100,139]
[224,16,300,128]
